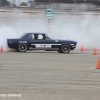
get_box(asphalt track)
[0,49,100,100]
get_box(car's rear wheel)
[18,44,27,52]
[61,45,70,53]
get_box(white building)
[27,0,35,8]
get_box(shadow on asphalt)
[8,51,90,54]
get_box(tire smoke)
[0,11,100,52]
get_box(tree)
[0,0,10,6]
[20,2,27,6]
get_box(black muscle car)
[7,33,77,53]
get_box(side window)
[29,34,49,40]
[42,34,47,40]
[38,35,43,39]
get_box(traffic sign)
[45,8,54,19]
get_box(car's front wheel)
[60,45,70,54]
[18,44,27,52]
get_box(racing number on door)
[19,41,27,43]
[35,44,51,48]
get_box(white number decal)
[35,44,51,48]
[19,41,27,43]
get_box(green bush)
[20,2,27,6]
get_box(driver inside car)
[34,34,38,39]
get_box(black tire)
[61,45,70,54]
[18,44,27,52]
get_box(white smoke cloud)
[0,10,100,52]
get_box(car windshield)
[45,34,52,40]
[20,33,31,39]
[20,33,25,38]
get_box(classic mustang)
[7,33,77,53]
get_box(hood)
[54,39,77,43]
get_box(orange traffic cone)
[0,46,3,52]
[93,48,97,55]
[0,47,1,52]
[80,45,84,52]
[96,57,100,69]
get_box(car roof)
[27,33,46,35]
[20,32,46,39]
